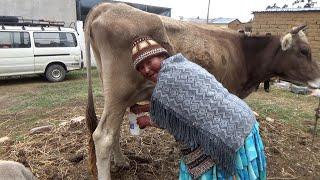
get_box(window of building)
[33,32,77,48]
[0,31,31,48]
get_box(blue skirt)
[179,123,267,180]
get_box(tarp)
[77,0,171,21]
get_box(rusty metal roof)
[253,7,320,13]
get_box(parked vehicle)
[0,17,82,82]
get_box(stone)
[290,84,310,95]
[69,116,85,129]
[274,81,291,90]
[0,136,11,144]
[59,121,68,126]
[29,125,53,135]
[266,117,275,123]
[70,116,85,124]
[0,161,36,180]
[309,89,320,97]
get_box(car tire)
[45,64,66,82]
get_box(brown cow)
[84,3,320,179]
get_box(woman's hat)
[131,36,169,70]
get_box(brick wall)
[252,11,320,61]
[228,21,242,30]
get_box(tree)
[282,4,289,8]
[293,0,317,8]
[267,0,318,9]
[266,3,280,9]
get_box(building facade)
[211,18,242,30]
[0,0,77,27]
[0,0,171,28]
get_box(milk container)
[128,113,143,135]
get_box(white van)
[0,22,82,82]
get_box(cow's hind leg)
[92,53,138,179]
[112,124,129,168]
[93,101,126,180]
[91,41,129,171]
[93,85,153,179]
[111,84,154,168]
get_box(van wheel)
[45,64,66,82]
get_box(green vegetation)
[0,69,102,138]
[245,87,318,129]
[8,69,102,113]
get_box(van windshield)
[33,32,77,48]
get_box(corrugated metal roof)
[182,17,240,24]
[181,18,207,23]
[209,18,240,24]
[253,7,320,13]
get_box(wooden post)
[312,98,320,145]
[207,0,211,24]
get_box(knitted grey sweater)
[150,53,256,174]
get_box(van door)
[33,31,81,73]
[0,31,34,76]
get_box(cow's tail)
[85,20,98,178]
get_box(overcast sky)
[120,0,319,22]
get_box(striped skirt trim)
[179,122,267,180]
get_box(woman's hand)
[130,104,150,114]
[136,115,152,129]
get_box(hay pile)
[259,118,320,179]
[1,118,180,180]
[1,121,90,179]
[1,116,319,179]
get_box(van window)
[33,32,77,48]
[0,31,31,48]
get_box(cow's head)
[276,25,320,88]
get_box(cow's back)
[160,16,248,95]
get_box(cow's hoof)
[114,156,130,169]
[116,160,130,169]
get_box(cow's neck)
[242,35,281,93]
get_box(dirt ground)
[1,114,320,180]
[0,76,320,180]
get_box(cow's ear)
[281,33,293,51]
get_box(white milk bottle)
[128,113,143,135]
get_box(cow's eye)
[300,48,309,56]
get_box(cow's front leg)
[93,104,126,180]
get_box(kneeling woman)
[130,36,267,180]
